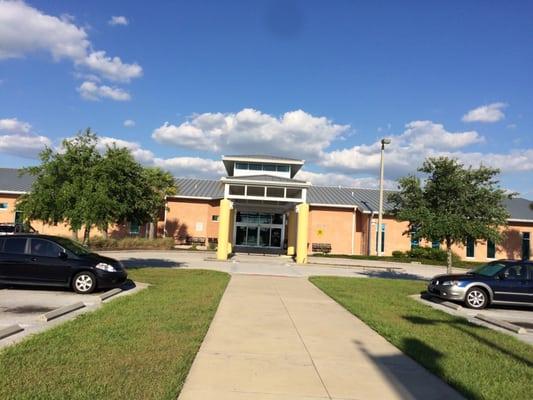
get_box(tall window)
[410,227,419,249]
[431,240,440,249]
[375,224,385,253]
[522,232,531,260]
[486,240,496,259]
[129,221,140,235]
[0,202,8,210]
[466,237,475,258]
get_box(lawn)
[311,253,483,268]
[0,269,229,400]
[310,276,533,400]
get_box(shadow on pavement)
[121,258,185,269]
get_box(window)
[276,165,290,172]
[286,188,302,199]
[30,238,62,258]
[0,238,4,252]
[266,187,284,198]
[212,215,219,222]
[4,238,27,254]
[466,237,475,258]
[487,240,496,259]
[375,224,385,253]
[129,221,140,235]
[0,203,8,210]
[14,211,23,224]
[263,164,276,171]
[503,264,525,280]
[410,227,419,249]
[229,185,245,196]
[432,240,440,249]
[235,162,248,170]
[522,232,530,260]
[249,163,262,171]
[246,186,265,197]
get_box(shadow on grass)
[353,338,467,399]
[358,269,426,281]
[402,315,533,368]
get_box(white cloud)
[462,102,507,123]
[0,1,141,89]
[321,120,485,178]
[82,51,141,83]
[298,170,396,190]
[108,16,128,26]
[123,119,135,128]
[94,136,155,164]
[153,157,225,178]
[152,108,349,161]
[0,117,51,158]
[78,81,131,101]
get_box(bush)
[89,237,175,250]
[391,250,405,258]
[406,246,460,263]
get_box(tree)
[140,167,177,240]
[389,157,510,273]
[17,129,163,244]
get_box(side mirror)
[59,251,68,260]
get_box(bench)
[186,236,206,245]
[312,243,332,254]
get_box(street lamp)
[376,138,391,256]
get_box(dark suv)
[428,260,533,309]
[0,234,127,294]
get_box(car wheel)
[465,287,489,309]
[72,271,96,294]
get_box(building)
[1,155,532,263]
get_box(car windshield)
[53,237,92,256]
[470,262,507,277]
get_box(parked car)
[0,234,127,294]
[428,260,533,309]
[0,223,37,235]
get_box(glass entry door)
[234,212,284,248]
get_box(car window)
[4,238,27,254]
[30,238,63,258]
[470,262,507,277]
[0,237,4,252]
[525,264,533,280]
[53,237,91,256]
[0,225,14,233]
[503,264,525,280]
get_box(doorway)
[234,212,284,248]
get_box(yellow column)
[227,207,234,255]
[217,199,232,260]
[287,210,297,256]
[296,203,309,264]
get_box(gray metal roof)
[223,154,303,162]
[1,170,532,221]
[0,168,35,193]
[224,175,308,184]
[503,197,533,221]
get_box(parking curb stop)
[99,288,122,302]
[475,314,526,334]
[0,324,24,340]
[40,302,86,322]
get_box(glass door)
[234,212,285,248]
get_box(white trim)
[222,177,311,187]
[0,190,27,195]
[227,194,303,203]
[508,218,533,223]
[222,156,304,165]
[168,195,217,200]
[310,203,358,209]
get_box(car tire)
[464,287,489,309]
[72,271,96,294]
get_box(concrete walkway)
[178,275,463,400]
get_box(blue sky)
[0,0,532,196]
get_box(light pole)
[376,138,391,256]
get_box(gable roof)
[503,197,533,222]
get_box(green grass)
[310,276,533,400]
[0,269,229,400]
[311,253,484,268]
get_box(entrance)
[234,212,284,248]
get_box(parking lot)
[0,281,144,348]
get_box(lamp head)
[381,138,391,145]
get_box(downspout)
[351,207,357,255]
[367,211,376,256]
[163,195,168,238]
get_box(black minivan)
[0,234,127,294]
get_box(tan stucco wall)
[367,214,411,256]
[308,206,357,254]
[165,197,220,244]
[0,194,18,223]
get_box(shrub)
[406,246,460,263]
[89,237,175,250]
[392,250,405,258]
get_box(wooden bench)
[187,236,206,245]
[312,243,332,254]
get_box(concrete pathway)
[178,275,463,400]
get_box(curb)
[40,302,86,322]
[475,314,526,334]
[99,288,122,302]
[422,293,462,310]
[0,324,23,340]
[441,301,462,310]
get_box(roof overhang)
[0,190,27,195]
[507,218,533,224]
[221,177,311,187]
[222,155,304,177]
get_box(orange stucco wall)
[165,197,220,244]
[308,206,357,254]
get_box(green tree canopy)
[389,157,510,273]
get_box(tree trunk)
[71,229,78,241]
[102,223,108,240]
[446,237,453,274]
[149,220,156,240]
[83,225,91,245]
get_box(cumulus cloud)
[108,16,128,26]
[78,81,131,101]
[321,120,484,177]
[462,102,507,123]
[298,170,397,190]
[152,108,349,161]
[123,119,135,128]
[94,136,155,163]
[0,117,51,158]
[154,157,225,178]
[0,1,141,94]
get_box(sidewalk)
[178,275,463,400]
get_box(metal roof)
[0,168,35,193]
[223,154,304,162]
[1,169,532,221]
